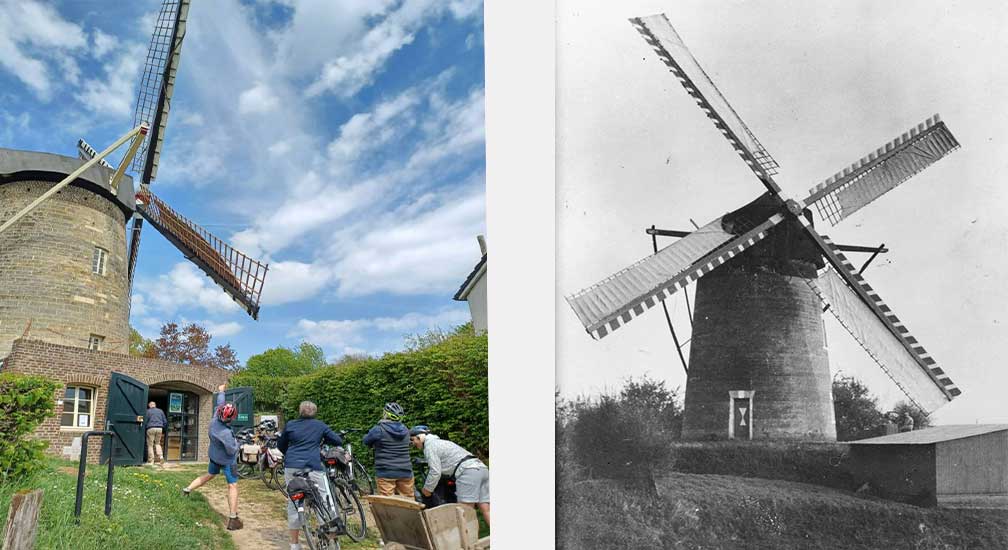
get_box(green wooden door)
[101,372,149,465]
[224,387,254,430]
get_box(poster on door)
[169,392,183,413]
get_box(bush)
[0,373,59,483]
[282,327,489,461]
[561,376,681,481]
[229,372,291,412]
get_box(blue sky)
[0,0,486,362]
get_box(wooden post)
[3,489,43,550]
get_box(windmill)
[565,14,962,441]
[83,0,267,319]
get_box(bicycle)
[285,467,343,550]
[235,428,259,479]
[411,456,456,507]
[257,433,284,490]
[335,429,375,496]
[321,445,368,542]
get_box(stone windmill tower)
[0,0,266,360]
[566,14,962,441]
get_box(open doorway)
[148,386,200,462]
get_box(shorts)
[284,468,335,530]
[376,477,415,497]
[454,467,489,503]
[208,461,239,484]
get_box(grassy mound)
[0,459,234,550]
[558,473,1008,549]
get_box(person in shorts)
[182,384,243,530]
[410,425,490,527]
[278,400,343,550]
[363,402,414,497]
[144,401,167,465]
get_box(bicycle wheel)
[334,480,367,541]
[351,460,375,495]
[301,500,335,550]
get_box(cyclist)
[363,402,413,497]
[182,384,243,530]
[278,400,343,550]
[410,425,490,527]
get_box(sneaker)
[227,516,244,531]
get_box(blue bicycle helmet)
[409,425,431,437]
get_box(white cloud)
[134,262,242,317]
[331,184,485,297]
[78,43,145,118]
[0,0,87,99]
[259,261,333,306]
[291,307,470,356]
[238,83,280,114]
[305,0,481,98]
[327,90,421,163]
[268,140,291,156]
[92,29,118,58]
[201,320,243,338]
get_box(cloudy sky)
[0,0,485,360]
[557,0,1008,424]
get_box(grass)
[558,472,1008,549]
[0,458,234,550]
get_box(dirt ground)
[171,463,380,549]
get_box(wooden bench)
[363,495,490,550]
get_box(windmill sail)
[805,236,957,411]
[804,115,959,226]
[567,213,785,339]
[132,0,190,184]
[135,189,267,320]
[629,14,780,181]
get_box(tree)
[832,374,884,441]
[144,322,241,370]
[129,327,154,357]
[243,342,327,377]
[891,400,932,430]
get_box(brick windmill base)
[682,264,837,441]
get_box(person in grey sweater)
[144,401,167,465]
[410,425,489,527]
[183,384,243,531]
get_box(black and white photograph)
[556,1,1008,547]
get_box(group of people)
[168,384,489,550]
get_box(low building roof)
[850,424,1008,445]
[453,253,487,301]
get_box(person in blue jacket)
[182,384,243,531]
[278,400,343,550]
[363,402,413,497]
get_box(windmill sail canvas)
[566,13,960,441]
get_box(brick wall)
[2,339,232,464]
[0,180,130,359]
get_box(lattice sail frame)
[804,115,960,226]
[131,0,189,184]
[136,189,267,319]
[804,237,959,411]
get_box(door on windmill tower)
[101,372,149,465]
[728,391,755,440]
[224,387,254,431]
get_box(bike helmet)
[217,402,238,423]
[409,425,431,437]
[384,402,405,420]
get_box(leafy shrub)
[228,373,291,412]
[561,376,681,481]
[833,374,884,441]
[280,326,488,461]
[0,373,59,482]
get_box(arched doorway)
[149,381,208,462]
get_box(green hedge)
[279,330,489,461]
[0,374,59,483]
[228,372,290,412]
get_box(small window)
[92,246,108,275]
[88,334,104,351]
[61,386,95,429]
